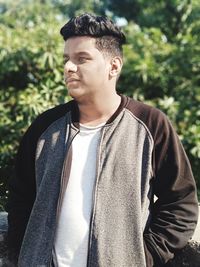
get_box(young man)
[7,13,198,267]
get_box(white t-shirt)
[54,123,104,267]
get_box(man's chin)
[67,87,80,95]
[68,88,84,100]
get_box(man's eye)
[63,58,69,64]
[78,57,87,63]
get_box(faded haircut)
[60,13,126,58]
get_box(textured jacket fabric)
[6,95,199,267]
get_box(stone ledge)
[0,211,199,266]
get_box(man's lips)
[68,79,79,83]
[65,77,80,83]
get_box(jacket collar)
[70,94,129,127]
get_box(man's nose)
[64,60,77,73]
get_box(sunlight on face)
[63,36,112,101]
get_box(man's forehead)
[63,36,97,55]
[64,36,96,47]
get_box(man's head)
[60,14,126,102]
[60,13,126,59]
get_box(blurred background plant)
[0,0,199,209]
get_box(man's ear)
[109,56,123,78]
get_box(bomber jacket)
[6,95,199,267]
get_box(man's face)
[63,36,112,102]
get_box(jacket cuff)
[144,240,154,267]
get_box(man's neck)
[78,93,121,126]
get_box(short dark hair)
[60,13,126,58]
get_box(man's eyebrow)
[63,51,91,58]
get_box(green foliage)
[117,7,200,188]
[0,0,199,209]
[104,0,199,41]
[0,0,70,209]
[52,0,105,17]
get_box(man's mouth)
[68,78,78,82]
[65,77,80,84]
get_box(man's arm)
[6,128,36,264]
[5,102,70,264]
[143,114,199,267]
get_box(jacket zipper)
[87,127,105,267]
[48,129,79,267]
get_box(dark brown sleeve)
[6,128,36,263]
[143,110,199,266]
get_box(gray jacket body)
[7,95,199,267]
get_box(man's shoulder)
[124,96,173,140]
[22,100,75,142]
[34,99,74,122]
[126,97,167,122]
